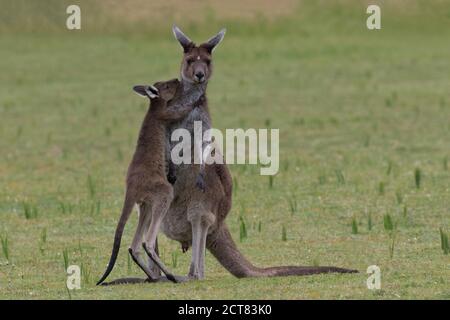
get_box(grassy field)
[0,0,449,299]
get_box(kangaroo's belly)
[161,201,192,243]
[160,165,200,242]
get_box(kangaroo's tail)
[206,224,358,278]
[96,194,135,285]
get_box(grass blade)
[367,213,373,231]
[171,251,178,268]
[287,196,298,215]
[1,234,9,261]
[383,213,394,232]
[63,248,69,271]
[87,174,96,198]
[414,168,421,189]
[335,169,345,185]
[239,216,247,242]
[351,217,358,234]
[440,228,449,255]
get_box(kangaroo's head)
[173,25,226,85]
[153,78,179,101]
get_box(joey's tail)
[96,194,135,285]
[206,224,358,278]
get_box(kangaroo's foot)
[142,243,186,284]
[168,275,190,283]
[128,248,159,281]
[188,267,205,280]
[101,275,181,286]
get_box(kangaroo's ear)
[133,85,158,99]
[201,28,226,53]
[172,25,194,53]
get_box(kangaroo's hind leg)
[128,203,160,281]
[142,183,188,283]
[142,207,161,279]
[188,209,215,280]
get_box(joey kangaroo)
[101,26,357,285]
[96,79,203,286]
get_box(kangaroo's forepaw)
[195,174,206,192]
[168,173,177,185]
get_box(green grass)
[440,228,449,255]
[63,248,70,271]
[367,213,373,231]
[1,234,9,262]
[383,214,395,232]
[239,216,248,242]
[0,1,449,299]
[287,195,298,215]
[414,168,422,189]
[351,217,358,235]
[39,228,47,255]
[281,225,288,241]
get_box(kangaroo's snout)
[195,71,205,83]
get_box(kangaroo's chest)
[165,97,210,162]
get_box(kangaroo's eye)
[205,59,211,65]
[187,58,195,65]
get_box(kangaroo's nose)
[195,72,205,81]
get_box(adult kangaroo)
[146,26,358,281]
